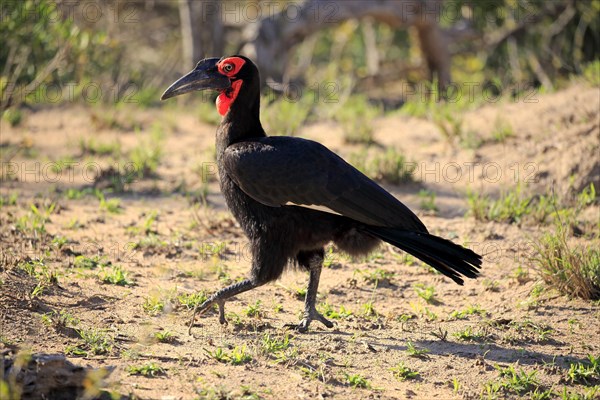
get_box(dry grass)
[534,225,600,300]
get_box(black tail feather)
[364,227,482,285]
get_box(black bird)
[161,56,482,332]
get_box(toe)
[196,299,214,315]
[297,320,309,333]
[283,321,309,333]
[319,317,334,328]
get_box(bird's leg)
[188,279,257,334]
[286,257,334,333]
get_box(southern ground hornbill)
[161,56,482,332]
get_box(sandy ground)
[1,83,599,399]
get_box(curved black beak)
[161,58,231,100]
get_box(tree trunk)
[178,0,224,71]
[248,0,451,90]
[178,0,203,70]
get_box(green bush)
[1,0,124,110]
[335,95,381,144]
[260,93,313,136]
[348,147,415,184]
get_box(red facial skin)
[216,57,246,116]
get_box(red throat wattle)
[216,80,242,116]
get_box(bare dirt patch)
[1,84,599,399]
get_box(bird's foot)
[284,310,334,333]
[188,298,227,334]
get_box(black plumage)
[161,56,482,332]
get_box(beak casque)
[161,58,231,100]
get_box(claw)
[284,321,309,333]
[284,311,334,333]
[317,313,334,328]
[188,298,227,334]
[188,279,259,334]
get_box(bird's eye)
[223,64,234,73]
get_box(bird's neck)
[216,94,265,156]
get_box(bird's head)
[161,55,259,117]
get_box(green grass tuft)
[206,346,252,365]
[390,362,420,381]
[344,372,371,389]
[127,362,165,377]
[100,266,133,286]
[405,341,430,358]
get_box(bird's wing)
[222,137,427,232]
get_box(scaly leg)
[188,279,257,334]
[286,252,334,333]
